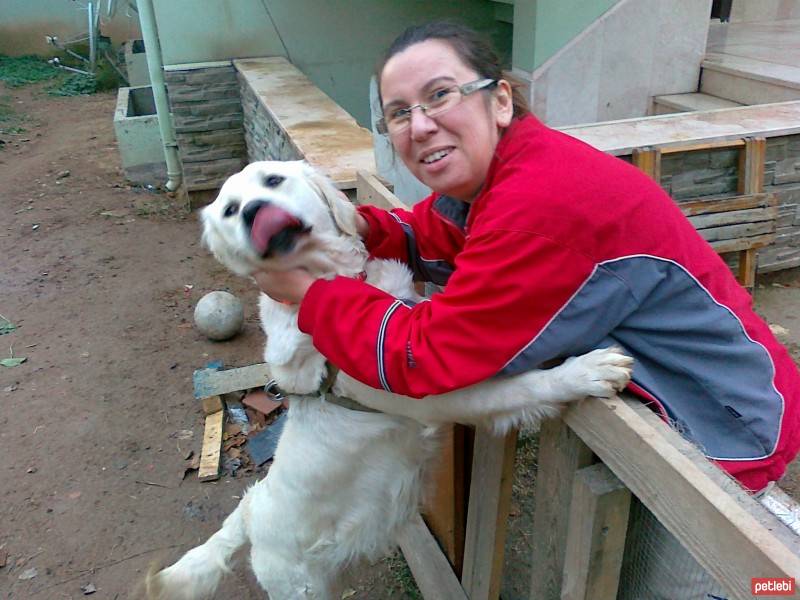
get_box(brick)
[242,390,283,417]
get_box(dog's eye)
[263,174,285,188]
[223,202,240,218]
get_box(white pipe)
[135,0,182,192]
[88,1,96,73]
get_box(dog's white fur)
[147,161,632,599]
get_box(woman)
[255,22,800,496]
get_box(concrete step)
[700,52,800,105]
[652,92,743,115]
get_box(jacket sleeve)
[297,228,628,398]
[357,197,465,285]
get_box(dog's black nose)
[242,200,270,229]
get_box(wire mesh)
[617,497,731,600]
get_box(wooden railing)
[632,136,777,288]
[355,171,800,600]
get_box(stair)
[652,92,743,115]
[700,53,800,105]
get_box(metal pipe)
[135,0,182,192]
[88,1,96,73]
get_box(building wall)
[512,0,620,73]
[0,2,140,55]
[515,0,713,127]
[163,63,247,192]
[150,0,500,128]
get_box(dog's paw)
[560,346,633,399]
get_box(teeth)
[423,149,451,164]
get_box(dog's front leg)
[432,346,633,432]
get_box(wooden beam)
[710,233,775,254]
[687,206,778,230]
[738,248,758,288]
[561,463,631,600]
[201,395,224,415]
[198,409,224,481]
[660,138,746,155]
[398,513,468,600]
[422,424,468,574]
[631,147,661,183]
[461,429,518,600]
[696,220,774,243]
[739,137,766,196]
[356,170,407,210]
[193,363,272,399]
[563,395,800,600]
[529,419,595,600]
[678,192,773,217]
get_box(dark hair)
[376,21,529,120]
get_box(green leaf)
[0,316,16,335]
[0,357,26,367]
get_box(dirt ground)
[1,85,799,600]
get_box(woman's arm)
[298,229,637,398]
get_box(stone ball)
[194,291,244,341]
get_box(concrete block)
[113,86,166,186]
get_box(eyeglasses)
[376,78,498,136]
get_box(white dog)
[147,161,632,599]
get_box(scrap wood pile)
[189,362,287,482]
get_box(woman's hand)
[253,269,316,305]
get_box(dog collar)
[264,362,380,413]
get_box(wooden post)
[423,424,468,574]
[461,428,518,600]
[561,463,631,600]
[529,418,594,600]
[739,137,766,196]
[398,513,469,600]
[356,170,406,210]
[563,395,800,599]
[736,137,767,288]
[631,147,662,183]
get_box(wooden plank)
[631,147,661,183]
[739,137,766,195]
[710,233,775,254]
[202,395,224,415]
[561,463,631,600]
[462,429,518,600]
[738,248,758,288]
[562,395,800,600]
[678,192,773,216]
[697,220,775,243]
[192,363,272,399]
[660,138,746,155]
[422,424,468,574]
[356,170,407,210]
[398,513,469,600]
[688,205,778,229]
[198,409,224,481]
[529,419,595,600]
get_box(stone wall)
[164,63,247,192]
[762,136,800,271]
[238,76,303,163]
[617,136,800,272]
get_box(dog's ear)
[304,165,358,238]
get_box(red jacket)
[298,115,800,492]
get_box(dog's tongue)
[250,205,301,255]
